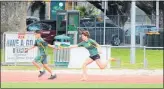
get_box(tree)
[75,5,100,18]
[88,1,164,27]
[88,1,131,26]
[28,1,46,20]
[1,1,28,33]
[136,1,163,28]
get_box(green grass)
[1,48,163,69]
[111,48,163,69]
[1,48,4,62]
[1,82,163,88]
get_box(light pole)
[156,0,159,31]
[103,1,107,45]
[130,0,136,64]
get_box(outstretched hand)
[54,46,65,50]
[98,51,102,54]
[24,49,28,53]
[54,47,60,50]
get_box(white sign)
[4,33,38,62]
[68,46,111,68]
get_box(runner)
[25,30,57,79]
[62,30,110,81]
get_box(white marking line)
[1,69,163,75]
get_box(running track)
[1,70,163,84]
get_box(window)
[64,39,69,42]
[150,26,157,31]
[27,23,51,31]
[106,23,116,27]
[27,23,41,31]
[47,22,56,30]
[40,23,51,30]
[55,39,61,42]
[59,21,66,31]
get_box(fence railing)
[77,27,163,47]
[81,15,163,28]
[78,27,124,45]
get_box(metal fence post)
[103,1,107,45]
[117,58,121,68]
[140,32,144,46]
[108,45,111,68]
[106,45,108,60]
[2,33,5,64]
[15,52,17,66]
[143,58,148,69]
[143,46,148,69]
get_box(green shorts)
[34,55,47,64]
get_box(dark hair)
[35,30,40,34]
[81,30,90,38]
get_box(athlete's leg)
[33,55,45,77]
[42,64,53,75]
[32,61,42,70]
[43,64,56,79]
[95,59,109,69]
[41,55,56,79]
[81,58,94,81]
[32,55,42,71]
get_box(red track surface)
[1,71,163,84]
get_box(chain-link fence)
[80,15,163,28]
[78,27,125,45]
[79,15,163,46]
[78,27,163,47]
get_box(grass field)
[1,47,163,69]
[110,48,163,69]
[1,82,163,88]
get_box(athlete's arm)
[90,40,102,54]
[25,46,36,52]
[25,40,38,52]
[96,43,102,54]
[60,43,82,49]
[57,45,78,50]
[48,44,59,50]
[69,45,78,48]
[58,41,84,49]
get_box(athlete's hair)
[35,30,41,34]
[81,30,90,38]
